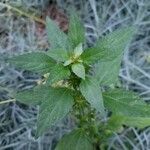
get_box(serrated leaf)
[108,115,150,130]
[36,88,74,137]
[80,77,105,116]
[15,86,50,105]
[47,64,71,85]
[123,116,150,128]
[93,54,122,86]
[72,63,85,80]
[46,17,72,60]
[55,129,94,150]
[82,26,136,65]
[68,13,85,47]
[103,89,150,117]
[8,52,55,74]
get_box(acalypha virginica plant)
[9,13,150,149]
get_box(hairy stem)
[74,93,101,145]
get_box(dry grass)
[0,0,150,149]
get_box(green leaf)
[15,86,50,105]
[63,59,73,66]
[103,89,150,117]
[71,63,85,80]
[108,115,150,130]
[47,64,71,85]
[123,116,150,128]
[68,13,85,47]
[106,115,125,132]
[36,88,74,137]
[81,47,105,65]
[93,54,122,86]
[82,26,136,65]
[46,17,72,60]
[80,77,105,116]
[55,129,94,150]
[103,88,150,133]
[47,49,69,62]
[101,114,150,144]
[8,52,55,74]
[74,43,83,58]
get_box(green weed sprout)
[9,14,150,150]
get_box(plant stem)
[71,74,101,149]
[0,2,46,25]
[0,99,16,105]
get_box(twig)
[0,2,46,25]
[127,61,150,79]
[0,99,16,105]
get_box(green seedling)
[9,14,150,150]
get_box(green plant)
[9,14,150,150]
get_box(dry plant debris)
[0,0,150,149]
